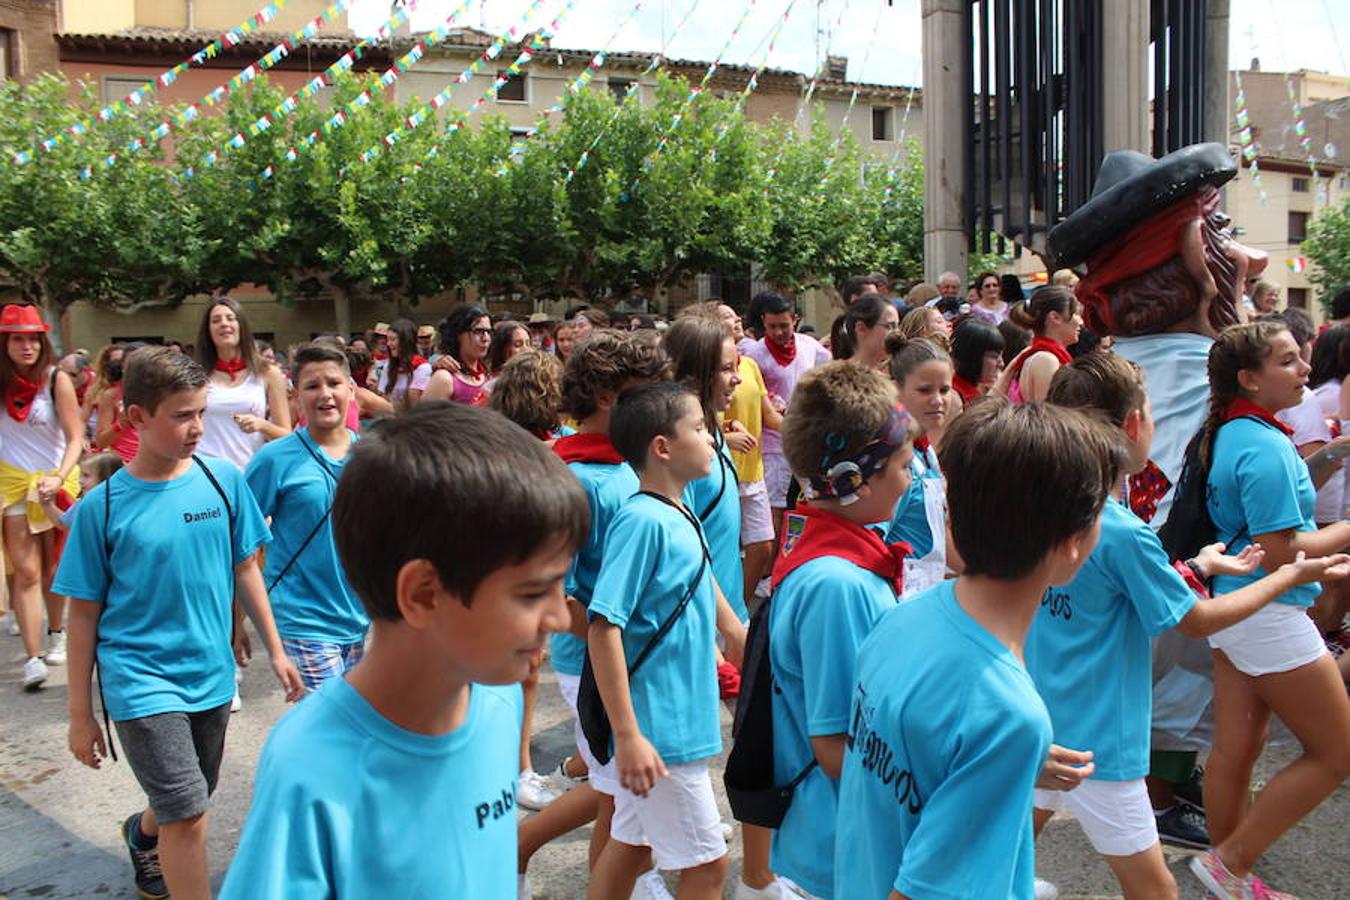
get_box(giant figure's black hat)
[1048,143,1237,270]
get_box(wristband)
[1184,558,1207,583]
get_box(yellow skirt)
[0,459,81,535]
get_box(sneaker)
[1248,875,1297,899]
[45,630,67,665]
[0,612,16,635]
[21,656,48,691]
[230,689,242,713]
[121,813,169,900]
[517,769,559,811]
[547,755,588,793]
[1034,878,1060,900]
[721,820,734,841]
[1175,764,1205,811]
[735,877,794,899]
[517,872,532,900]
[1156,802,1210,849]
[718,660,742,700]
[632,870,674,900]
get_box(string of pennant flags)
[1284,74,1321,192]
[82,0,353,179]
[1232,71,1268,206]
[492,0,651,176]
[563,0,708,184]
[765,0,853,184]
[881,68,921,200]
[260,0,478,180]
[817,0,891,187]
[708,0,804,163]
[12,0,290,166]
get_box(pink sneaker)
[1189,850,1254,899]
[1249,875,1296,900]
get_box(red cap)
[0,305,51,334]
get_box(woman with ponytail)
[832,293,898,369]
[195,297,291,464]
[995,285,1083,403]
[1189,320,1350,899]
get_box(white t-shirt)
[1279,379,1344,523]
[198,371,268,467]
[380,361,432,407]
[0,373,65,473]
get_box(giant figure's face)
[1086,188,1268,339]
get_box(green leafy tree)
[1303,196,1350,309]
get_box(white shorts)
[610,761,727,871]
[555,672,620,796]
[1034,778,1158,857]
[763,452,793,510]
[1207,601,1328,676]
[738,480,774,546]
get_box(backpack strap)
[192,455,236,561]
[698,430,732,520]
[265,436,340,594]
[627,491,712,678]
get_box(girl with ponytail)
[995,285,1083,403]
[1190,320,1350,899]
[832,294,899,369]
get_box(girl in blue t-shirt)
[885,337,961,596]
[1190,321,1350,900]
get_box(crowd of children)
[2,279,1348,900]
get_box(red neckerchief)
[214,357,248,377]
[5,373,41,422]
[372,349,389,361]
[1127,459,1172,523]
[764,334,797,368]
[553,433,625,465]
[1224,398,1294,437]
[411,355,428,369]
[771,504,910,596]
[1007,337,1072,381]
[952,373,980,402]
[462,358,487,380]
[914,434,932,454]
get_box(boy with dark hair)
[834,400,1124,899]
[244,343,364,691]
[220,403,589,897]
[56,345,302,900]
[588,381,729,900]
[767,361,914,898]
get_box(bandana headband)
[800,406,912,506]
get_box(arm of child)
[1176,551,1350,638]
[66,598,108,769]
[588,615,667,796]
[1255,523,1350,568]
[1035,744,1095,791]
[810,735,847,779]
[715,583,747,669]
[234,558,304,702]
[760,391,783,432]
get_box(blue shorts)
[281,637,365,691]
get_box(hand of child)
[233,414,266,434]
[35,475,61,502]
[723,422,757,454]
[1035,744,1094,792]
[615,733,667,798]
[1283,551,1350,585]
[1194,542,1265,579]
[270,654,306,703]
[233,630,253,667]
[69,715,108,770]
[722,620,747,671]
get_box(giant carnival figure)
[1048,143,1269,842]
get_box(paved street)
[1,626,1345,899]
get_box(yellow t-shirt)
[726,355,766,483]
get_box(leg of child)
[41,530,63,632]
[519,656,542,775]
[518,783,598,873]
[741,541,773,613]
[1212,653,1350,876]
[145,809,211,900]
[589,838,648,899]
[739,823,775,890]
[676,855,729,900]
[1102,845,1178,900]
[591,791,617,871]
[1204,651,1272,848]
[6,516,45,660]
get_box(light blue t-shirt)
[554,459,639,677]
[245,429,368,645]
[1025,499,1196,781]
[219,678,523,900]
[1208,416,1321,607]
[688,430,747,621]
[885,444,942,555]
[588,493,721,765]
[52,458,270,721]
[834,581,1052,900]
[770,555,897,898]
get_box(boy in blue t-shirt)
[764,361,914,898]
[220,402,590,899]
[245,343,365,690]
[1031,352,1348,897]
[55,346,303,900]
[587,381,737,900]
[835,400,1123,900]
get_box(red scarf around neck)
[5,372,41,422]
[553,433,625,465]
[952,373,980,402]
[1008,336,1072,381]
[1224,398,1294,437]
[764,334,798,369]
[771,505,910,596]
[914,434,932,454]
[214,356,248,377]
[461,358,487,380]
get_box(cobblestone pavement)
[1,630,1345,899]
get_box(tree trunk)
[333,287,352,341]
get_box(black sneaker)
[121,813,169,900]
[1155,801,1210,850]
[1174,765,1205,812]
